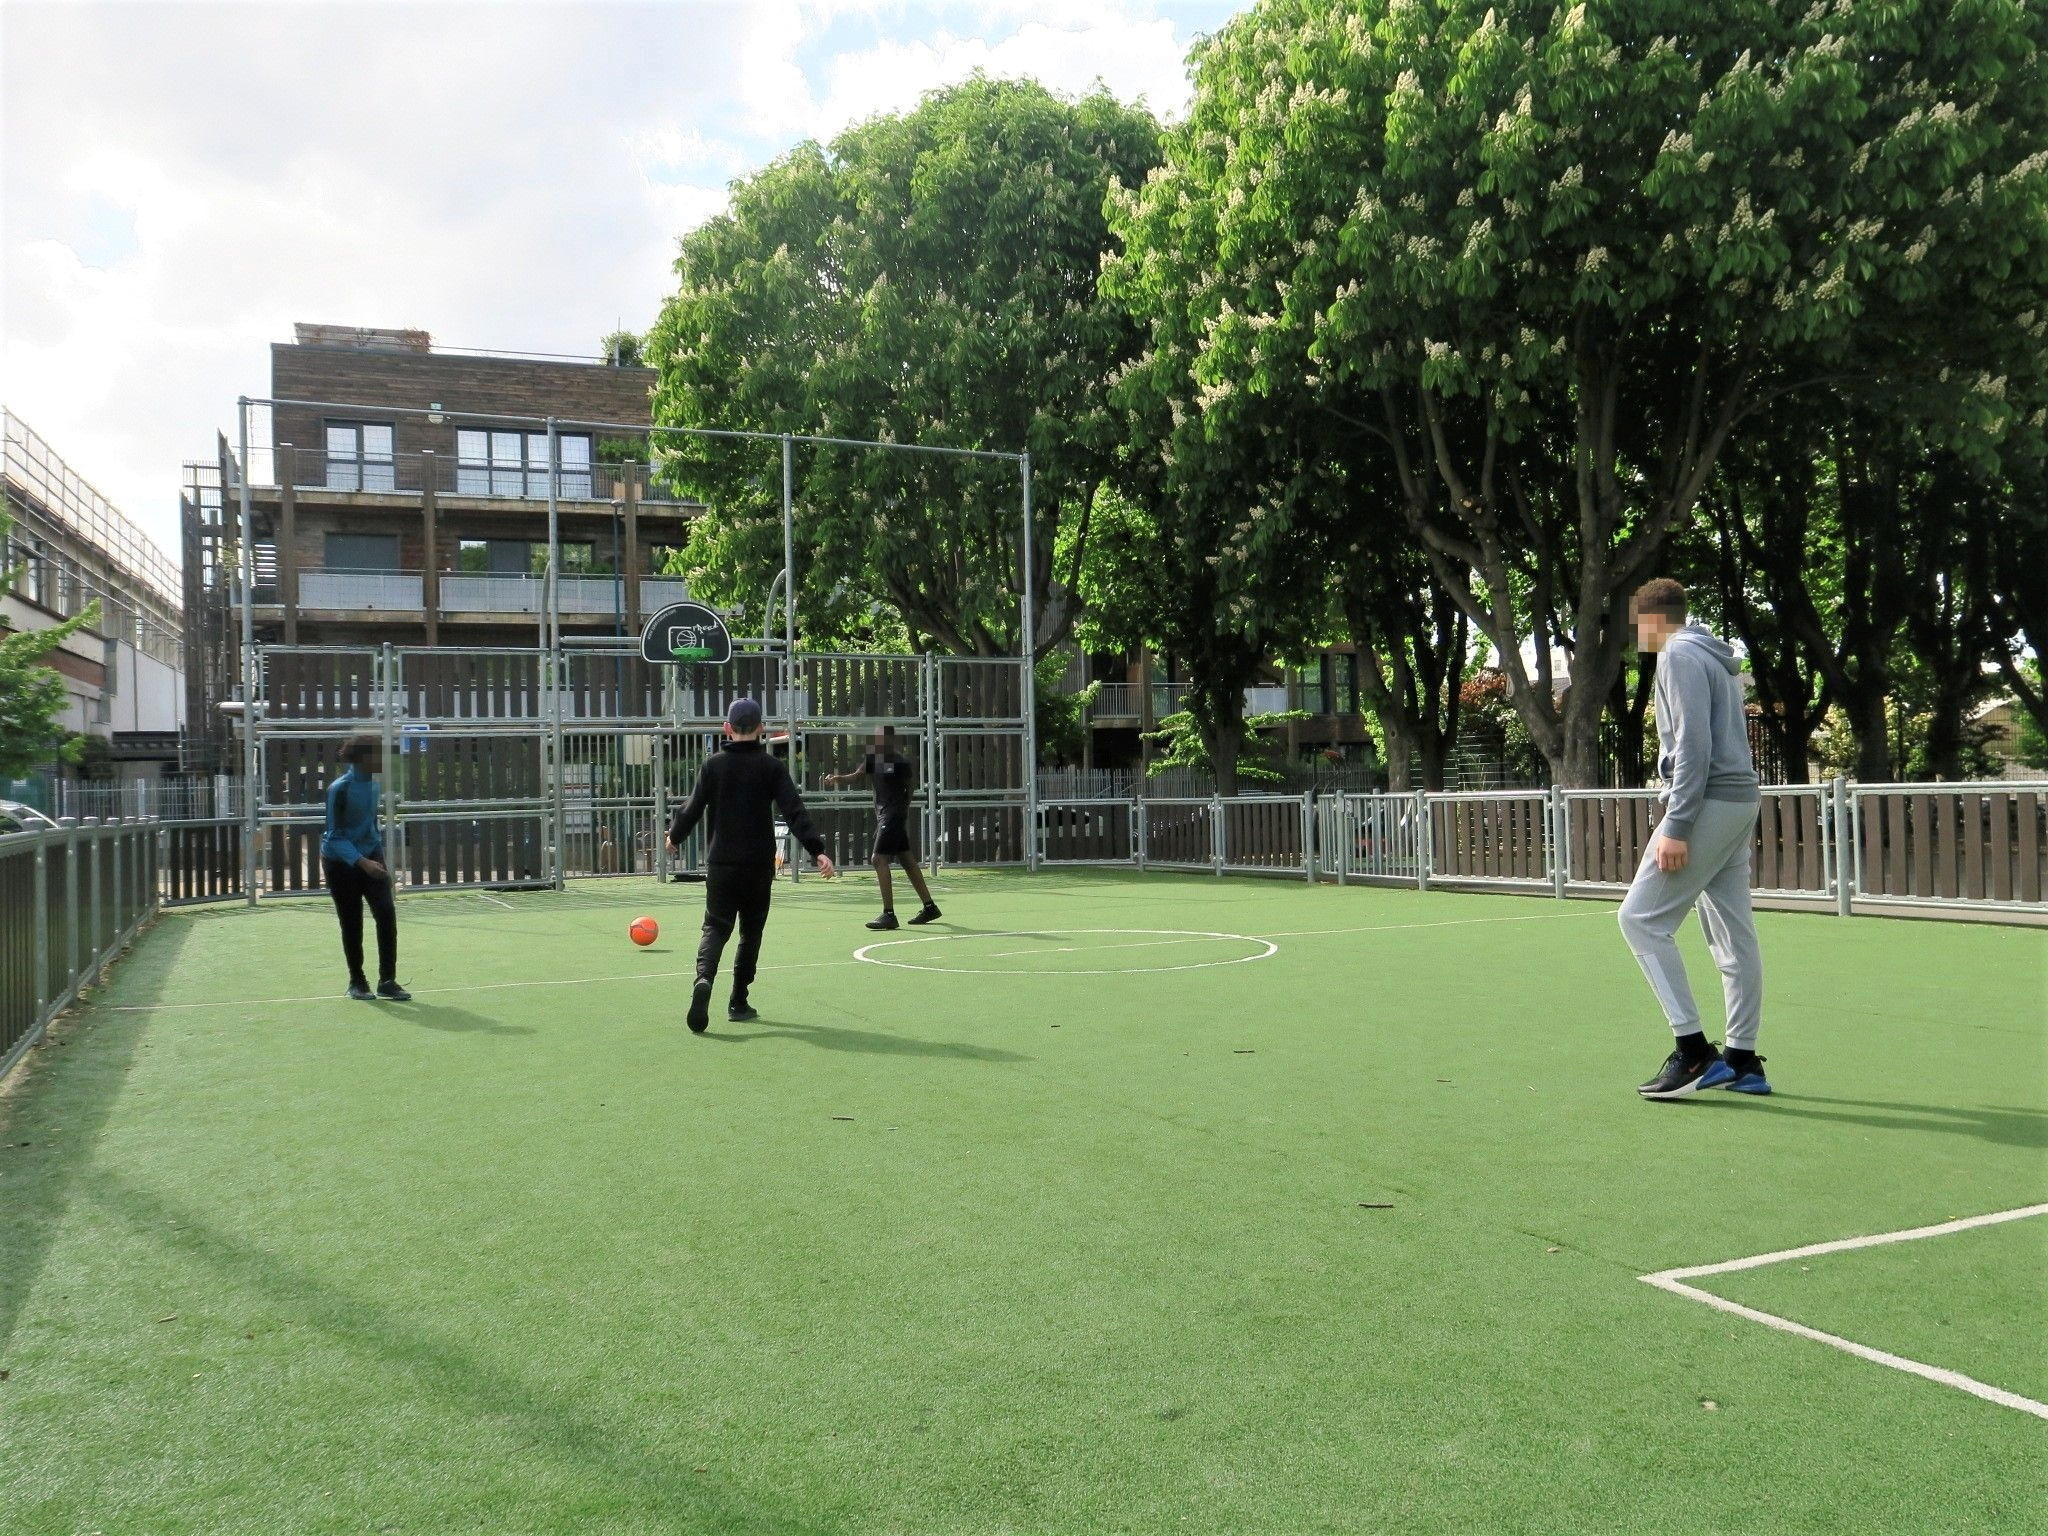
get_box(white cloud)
[1,1,1226,559]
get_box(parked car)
[0,800,60,835]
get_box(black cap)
[727,697,763,733]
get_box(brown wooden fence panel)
[262,649,381,718]
[1223,799,1303,870]
[942,804,1024,864]
[1043,802,1133,863]
[1143,802,1213,866]
[163,822,243,904]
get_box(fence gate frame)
[241,638,1033,896]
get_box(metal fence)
[226,641,1033,898]
[0,819,161,1080]
[4,773,2039,1085]
[1041,779,2046,919]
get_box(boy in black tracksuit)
[665,698,835,1032]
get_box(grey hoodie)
[1653,623,1759,841]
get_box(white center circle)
[852,928,1279,976]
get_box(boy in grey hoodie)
[1619,578,1770,1100]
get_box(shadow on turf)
[389,1001,534,1037]
[73,1174,830,1535]
[704,1018,1029,1062]
[1693,1092,2048,1148]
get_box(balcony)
[244,572,690,618]
[232,447,697,507]
[300,570,424,610]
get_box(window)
[325,532,401,572]
[455,430,592,498]
[324,423,395,491]
[1291,661,1327,716]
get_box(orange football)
[629,916,659,947]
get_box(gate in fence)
[232,641,1032,899]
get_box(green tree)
[600,330,644,367]
[0,507,97,779]
[645,76,1161,658]
[1105,0,2048,785]
[1143,708,1309,786]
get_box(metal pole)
[1415,788,1430,892]
[1020,453,1039,872]
[1832,775,1853,918]
[380,643,398,882]
[237,397,260,906]
[1549,785,1567,899]
[780,436,801,882]
[545,418,560,654]
[32,832,49,1018]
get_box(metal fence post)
[1211,793,1225,875]
[63,820,79,996]
[1549,785,1567,899]
[1135,798,1147,871]
[1301,791,1316,883]
[381,643,399,882]
[32,832,49,1018]
[1414,789,1430,892]
[1832,775,1853,918]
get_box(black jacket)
[667,739,826,867]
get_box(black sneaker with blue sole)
[1638,1049,1735,1100]
[1720,1056,1772,1095]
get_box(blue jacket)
[321,766,383,865]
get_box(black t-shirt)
[863,751,915,822]
[667,740,825,866]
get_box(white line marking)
[857,929,1280,976]
[473,892,515,910]
[1249,909,1613,940]
[1640,1204,2048,1421]
[106,957,863,1012]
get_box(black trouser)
[698,862,774,997]
[324,857,397,986]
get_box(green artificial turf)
[1698,1211,2048,1409]
[2,870,2043,1535]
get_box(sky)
[1,0,1241,562]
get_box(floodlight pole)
[546,417,565,889]
[1020,452,1038,872]
[236,397,259,906]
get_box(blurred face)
[354,745,383,776]
[1632,603,1681,654]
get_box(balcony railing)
[300,570,425,611]
[1082,679,1351,725]
[225,448,695,506]
[241,571,689,617]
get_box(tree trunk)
[1845,686,1893,783]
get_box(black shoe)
[346,981,375,1002]
[687,978,712,1033]
[906,903,942,925]
[728,999,758,1023]
[865,912,899,931]
[1638,1048,1735,1100]
[377,981,412,1002]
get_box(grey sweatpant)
[1617,796,1764,1050]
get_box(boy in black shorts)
[824,725,940,931]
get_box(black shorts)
[873,817,914,858]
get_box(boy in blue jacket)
[322,735,410,1002]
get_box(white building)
[2,409,186,783]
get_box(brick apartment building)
[182,324,701,751]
